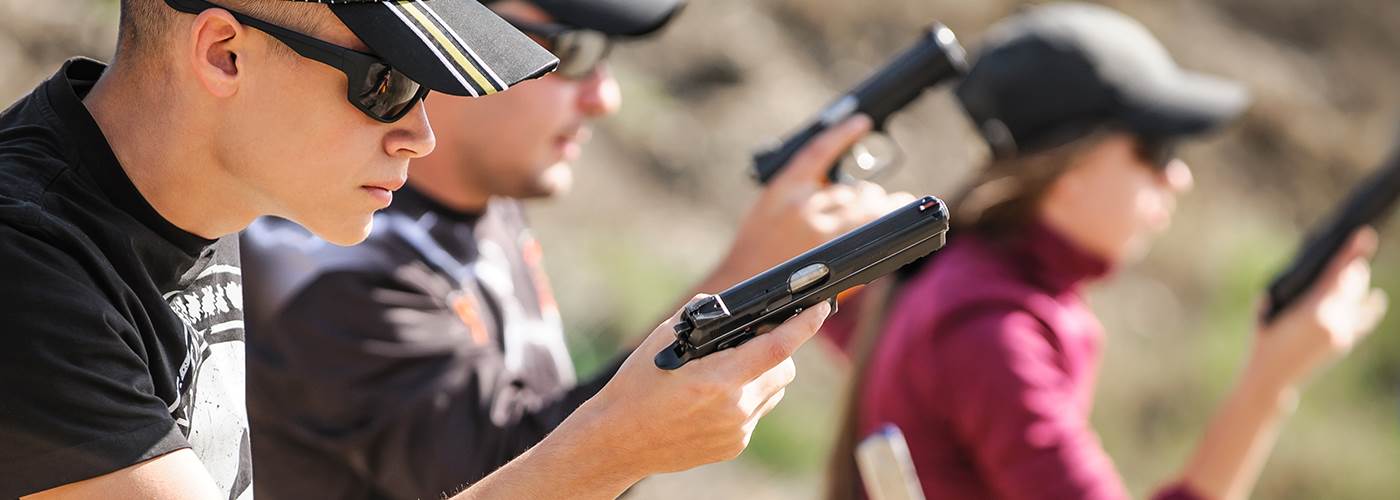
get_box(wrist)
[1235,362,1302,414]
[538,399,651,493]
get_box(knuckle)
[726,430,751,459]
[713,384,745,411]
[729,444,748,460]
[801,307,827,330]
[728,399,750,422]
[763,389,788,412]
[765,337,794,365]
[777,359,797,385]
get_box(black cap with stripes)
[324,0,559,97]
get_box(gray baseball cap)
[956,2,1250,157]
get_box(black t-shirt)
[241,188,620,499]
[0,58,252,498]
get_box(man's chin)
[296,214,375,247]
[521,163,573,200]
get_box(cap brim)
[531,0,685,37]
[1120,71,1251,139]
[332,0,559,97]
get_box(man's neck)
[83,61,258,240]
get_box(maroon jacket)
[834,222,1198,500]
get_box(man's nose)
[1163,159,1194,194]
[385,100,436,159]
[576,64,621,117]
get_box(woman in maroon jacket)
[827,4,1389,500]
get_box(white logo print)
[163,261,252,500]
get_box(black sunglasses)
[164,0,429,123]
[1136,136,1178,171]
[504,18,613,80]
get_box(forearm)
[451,403,644,500]
[1173,366,1299,500]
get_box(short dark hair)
[116,0,332,62]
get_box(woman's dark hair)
[824,129,1115,500]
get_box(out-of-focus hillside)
[3,1,1396,499]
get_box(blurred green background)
[4,0,1396,498]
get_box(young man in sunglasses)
[0,1,840,498]
[239,0,915,498]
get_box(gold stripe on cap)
[394,1,499,95]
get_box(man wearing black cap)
[0,1,837,498]
[239,0,911,498]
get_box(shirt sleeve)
[930,307,1130,500]
[252,269,613,499]
[0,222,187,497]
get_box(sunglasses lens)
[356,63,425,121]
[554,31,611,79]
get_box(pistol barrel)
[656,196,950,369]
[752,24,968,184]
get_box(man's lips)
[556,125,591,147]
[361,176,406,207]
[362,177,407,192]
[568,125,591,145]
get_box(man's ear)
[186,8,247,98]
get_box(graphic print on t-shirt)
[163,239,252,500]
[476,236,572,384]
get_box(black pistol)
[655,196,950,370]
[1264,135,1400,322]
[751,23,969,185]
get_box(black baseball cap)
[956,2,1250,158]
[316,0,559,97]
[491,0,686,37]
